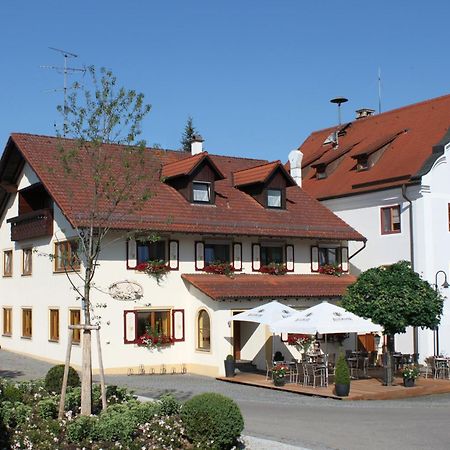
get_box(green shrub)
[106,384,134,404]
[95,405,137,441]
[181,393,244,449]
[335,353,350,385]
[157,394,180,416]
[64,386,81,413]
[11,415,62,450]
[129,400,159,424]
[37,397,58,419]
[1,401,32,427]
[66,415,99,443]
[1,382,23,403]
[44,364,80,393]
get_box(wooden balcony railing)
[7,208,53,241]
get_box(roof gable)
[161,152,224,181]
[233,161,296,187]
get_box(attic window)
[356,156,369,171]
[316,166,327,179]
[267,189,282,208]
[192,182,211,203]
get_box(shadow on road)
[0,370,24,378]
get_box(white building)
[0,133,363,376]
[296,94,450,360]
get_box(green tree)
[56,66,152,415]
[342,261,443,350]
[180,116,197,152]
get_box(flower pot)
[224,359,235,377]
[273,377,286,387]
[335,383,350,397]
[403,378,415,388]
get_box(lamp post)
[434,270,449,356]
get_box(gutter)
[348,240,367,261]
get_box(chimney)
[355,108,375,120]
[288,149,303,187]
[191,134,204,155]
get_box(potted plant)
[401,365,420,387]
[272,363,288,386]
[224,354,235,377]
[334,353,351,396]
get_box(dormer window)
[356,156,369,171]
[193,182,211,203]
[267,189,282,208]
[316,167,327,179]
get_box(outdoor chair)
[303,363,326,388]
[347,357,359,379]
[265,360,274,380]
[327,353,336,376]
[289,362,300,383]
[434,359,449,379]
[362,357,369,377]
[421,356,435,378]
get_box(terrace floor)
[217,371,450,400]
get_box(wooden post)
[58,328,73,419]
[96,328,107,411]
[80,329,92,416]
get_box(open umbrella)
[270,301,382,335]
[228,300,298,325]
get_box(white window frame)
[192,182,211,203]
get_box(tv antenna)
[378,67,382,114]
[330,97,348,125]
[41,47,86,135]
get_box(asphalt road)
[2,349,449,450]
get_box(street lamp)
[434,270,449,356]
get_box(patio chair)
[327,353,336,376]
[289,362,300,383]
[265,360,274,380]
[434,359,449,379]
[303,363,326,388]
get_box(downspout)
[348,240,367,262]
[401,183,418,357]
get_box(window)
[381,206,401,234]
[49,309,59,341]
[356,156,369,171]
[197,309,211,351]
[267,189,282,208]
[260,245,284,266]
[22,308,32,338]
[137,240,166,264]
[136,310,171,338]
[3,308,12,336]
[22,248,32,275]
[204,243,230,266]
[3,250,12,277]
[54,240,80,272]
[192,182,211,203]
[70,309,81,344]
[319,247,341,267]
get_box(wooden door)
[358,333,375,352]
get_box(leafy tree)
[55,66,152,415]
[342,261,443,350]
[180,116,197,152]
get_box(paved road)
[2,349,450,450]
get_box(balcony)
[7,208,53,241]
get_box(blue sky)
[0,1,449,161]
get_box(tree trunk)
[387,334,395,352]
[80,329,92,416]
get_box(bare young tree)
[55,66,153,415]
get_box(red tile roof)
[233,161,295,187]
[181,273,356,300]
[297,94,450,200]
[3,133,364,241]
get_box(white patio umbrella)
[228,300,299,360]
[228,300,298,325]
[270,301,382,335]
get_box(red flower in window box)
[260,263,288,275]
[137,326,174,350]
[318,264,342,277]
[135,259,170,283]
[204,262,235,276]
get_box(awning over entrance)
[181,273,356,301]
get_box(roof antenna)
[41,47,86,136]
[330,97,348,125]
[378,67,382,114]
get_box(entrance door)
[232,313,241,360]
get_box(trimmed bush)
[37,398,58,419]
[158,394,180,416]
[181,393,244,449]
[66,415,99,443]
[335,353,350,385]
[44,364,80,393]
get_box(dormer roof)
[233,161,296,187]
[161,152,224,180]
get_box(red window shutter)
[127,239,137,269]
[311,246,319,272]
[172,309,185,342]
[233,243,242,271]
[123,310,137,344]
[252,243,261,271]
[195,242,204,270]
[285,244,294,272]
[341,247,349,272]
[169,240,179,270]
